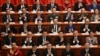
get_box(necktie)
[7,15,11,23]
[43,37,46,45]
[9,37,11,45]
[37,5,40,11]
[38,26,41,30]
[7,4,10,8]
[51,4,54,8]
[24,27,27,33]
[6,28,10,33]
[91,39,93,44]
[21,5,24,9]
[66,13,71,20]
[38,26,42,32]
[54,25,57,32]
[27,39,31,46]
[93,4,97,9]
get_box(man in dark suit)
[32,0,44,11]
[47,0,59,11]
[27,45,40,56]
[2,0,14,11]
[3,31,16,47]
[54,31,67,46]
[70,30,82,45]
[18,8,30,23]
[74,0,86,11]
[62,43,74,56]
[88,0,100,11]
[80,19,93,33]
[33,20,45,33]
[48,7,60,22]
[19,22,31,33]
[77,8,88,22]
[33,11,44,23]
[43,44,56,56]
[17,0,28,11]
[22,32,35,46]
[50,19,61,33]
[37,31,51,46]
[63,7,74,22]
[81,43,94,56]
[65,21,76,33]
[2,9,15,23]
[1,23,16,35]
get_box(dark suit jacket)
[18,13,30,22]
[2,3,14,11]
[33,25,45,33]
[2,15,15,22]
[37,36,51,46]
[96,24,100,32]
[19,26,31,33]
[77,14,88,21]
[54,37,67,45]
[47,3,59,11]
[88,4,100,10]
[0,26,17,33]
[62,49,74,56]
[22,37,35,46]
[32,4,44,11]
[81,48,94,56]
[63,13,74,21]
[80,24,93,33]
[43,48,56,56]
[65,25,76,33]
[17,4,28,11]
[27,49,40,56]
[48,13,60,22]
[33,14,44,22]
[70,36,82,45]
[50,24,61,33]
[3,35,16,45]
[74,2,86,11]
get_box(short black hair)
[8,31,12,34]
[35,0,40,2]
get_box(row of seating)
[1,33,100,46]
[0,11,94,22]
[0,22,99,33]
[2,45,100,56]
[0,6,63,12]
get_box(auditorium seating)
[0,2,100,56]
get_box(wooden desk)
[1,33,100,46]
[0,11,94,22]
[0,22,99,33]
[1,45,100,56]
